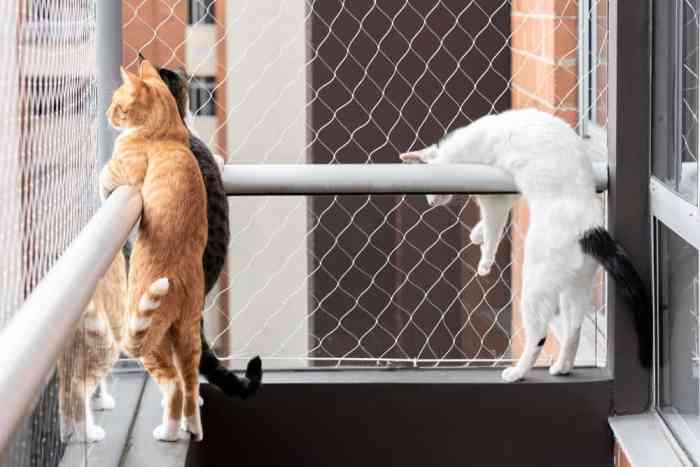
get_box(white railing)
[0,162,608,451]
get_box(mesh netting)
[122,0,608,370]
[122,0,609,369]
[0,0,97,465]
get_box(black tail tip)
[241,356,262,399]
[246,356,262,381]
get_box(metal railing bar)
[0,186,141,452]
[221,162,609,195]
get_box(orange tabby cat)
[99,60,208,442]
[58,253,126,443]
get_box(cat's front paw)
[501,366,525,383]
[153,421,181,442]
[98,167,112,201]
[470,224,484,244]
[477,259,493,276]
[213,154,225,173]
[92,392,116,411]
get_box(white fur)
[149,277,169,295]
[83,315,107,333]
[183,413,203,442]
[401,109,602,382]
[154,379,182,442]
[91,380,116,411]
[137,296,159,312]
[153,420,181,442]
[129,313,152,331]
[137,277,170,313]
[63,395,106,443]
[213,154,225,173]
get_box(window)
[652,1,700,463]
[579,0,609,148]
[653,0,699,205]
[187,0,215,25]
[656,223,700,461]
[189,76,216,116]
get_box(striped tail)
[124,277,170,357]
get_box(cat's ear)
[139,60,160,80]
[176,66,190,82]
[399,151,428,164]
[120,66,141,88]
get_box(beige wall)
[225,1,309,368]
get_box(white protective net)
[122,0,608,369]
[0,0,98,465]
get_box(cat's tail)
[199,328,262,399]
[123,278,171,357]
[579,227,651,367]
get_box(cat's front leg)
[212,154,225,173]
[469,221,484,245]
[98,153,148,201]
[98,165,117,201]
[474,195,516,276]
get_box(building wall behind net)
[0,1,98,465]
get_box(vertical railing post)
[97,1,122,168]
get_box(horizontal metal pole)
[0,186,141,452]
[222,162,609,195]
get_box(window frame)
[188,76,217,117]
[187,0,216,25]
[650,0,700,462]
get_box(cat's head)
[399,145,454,207]
[157,66,189,120]
[107,60,178,130]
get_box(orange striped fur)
[58,253,127,442]
[100,60,208,442]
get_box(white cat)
[400,108,649,382]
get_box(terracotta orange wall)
[122,0,187,72]
[510,0,579,358]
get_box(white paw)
[549,361,572,376]
[213,154,225,173]
[85,424,106,443]
[92,393,116,411]
[182,413,203,442]
[71,423,105,443]
[477,259,493,276]
[153,422,181,442]
[501,366,524,383]
[60,418,74,442]
[470,227,484,245]
[98,168,111,201]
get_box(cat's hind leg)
[173,319,203,441]
[502,274,560,382]
[549,275,595,376]
[142,336,183,442]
